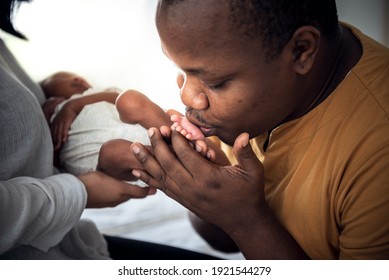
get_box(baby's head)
[40,71,92,99]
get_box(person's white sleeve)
[0,174,87,254]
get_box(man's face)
[157,0,299,145]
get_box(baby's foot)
[170,115,216,160]
[171,115,205,141]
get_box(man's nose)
[180,78,209,110]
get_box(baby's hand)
[170,115,215,160]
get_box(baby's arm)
[41,97,65,123]
[65,91,119,113]
[51,91,119,150]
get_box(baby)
[40,71,207,175]
[97,89,213,181]
[40,71,120,125]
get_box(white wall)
[3,0,388,112]
[336,0,389,46]
[5,0,183,111]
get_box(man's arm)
[189,212,239,252]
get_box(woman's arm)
[0,174,87,253]
[0,171,155,255]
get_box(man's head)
[156,0,340,145]
[40,71,92,99]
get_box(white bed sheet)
[81,188,244,260]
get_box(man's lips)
[186,114,214,136]
[200,126,213,134]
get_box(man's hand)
[78,171,156,208]
[130,128,265,233]
[129,128,308,259]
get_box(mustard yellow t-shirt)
[218,26,389,259]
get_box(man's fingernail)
[132,170,141,177]
[131,145,140,154]
[148,128,154,137]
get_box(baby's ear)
[288,26,321,75]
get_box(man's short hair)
[159,0,339,59]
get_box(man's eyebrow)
[161,45,214,76]
[161,46,216,76]
[182,67,210,75]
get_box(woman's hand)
[78,171,156,208]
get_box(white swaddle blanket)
[59,101,150,175]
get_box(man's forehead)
[157,0,263,73]
[157,0,237,53]
[158,0,231,30]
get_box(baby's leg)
[171,115,205,141]
[116,90,171,129]
[98,139,141,181]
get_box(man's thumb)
[233,133,263,174]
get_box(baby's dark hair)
[158,0,340,59]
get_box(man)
[100,0,389,259]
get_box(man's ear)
[288,26,320,75]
